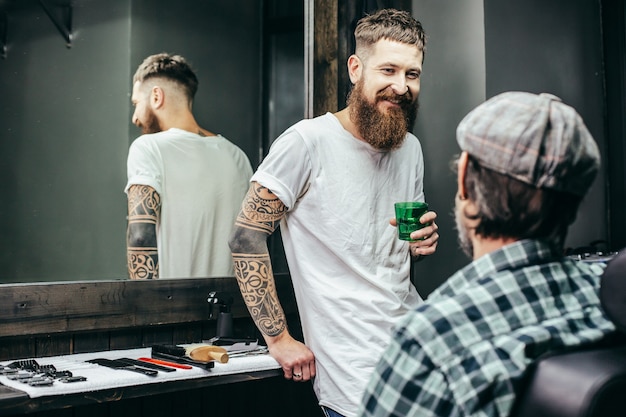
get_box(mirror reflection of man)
[125,53,253,279]
[229,9,438,417]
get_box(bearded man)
[228,9,438,417]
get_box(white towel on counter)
[0,347,280,398]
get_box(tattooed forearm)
[127,250,159,279]
[127,185,161,279]
[233,253,286,336]
[230,183,289,337]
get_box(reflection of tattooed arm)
[229,182,288,337]
[126,184,160,279]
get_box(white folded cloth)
[0,347,279,398]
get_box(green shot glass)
[394,202,429,241]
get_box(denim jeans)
[322,406,347,417]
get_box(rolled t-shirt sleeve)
[251,128,312,210]
[124,137,163,195]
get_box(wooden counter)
[0,275,322,417]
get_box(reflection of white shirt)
[252,113,424,417]
[125,128,253,278]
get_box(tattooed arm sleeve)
[229,182,289,337]
[126,184,161,279]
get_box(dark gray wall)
[0,0,131,283]
[602,0,626,251]
[0,0,263,283]
[484,0,607,253]
[411,0,487,296]
[411,0,609,297]
[130,0,263,165]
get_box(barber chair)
[510,248,626,417]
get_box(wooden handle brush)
[180,343,229,363]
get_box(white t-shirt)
[252,113,424,417]
[125,128,253,278]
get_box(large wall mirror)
[0,0,304,283]
[0,0,620,295]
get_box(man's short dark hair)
[461,154,582,247]
[354,9,426,61]
[133,53,199,102]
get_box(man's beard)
[140,108,162,135]
[347,80,419,151]
[454,199,474,259]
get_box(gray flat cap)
[456,91,600,196]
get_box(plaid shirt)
[359,239,616,417]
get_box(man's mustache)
[376,88,413,106]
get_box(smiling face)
[347,39,423,150]
[354,38,422,109]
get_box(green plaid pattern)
[359,239,616,417]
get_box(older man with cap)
[358,91,616,417]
